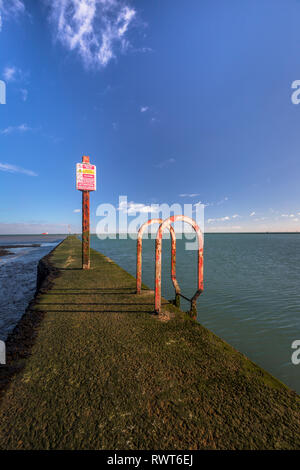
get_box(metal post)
[82,156,90,269]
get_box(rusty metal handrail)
[136,219,180,299]
[155,215,204,317]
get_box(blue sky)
[1,0,300,233]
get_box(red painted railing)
[136,219,180,298]
[155,215,203,317]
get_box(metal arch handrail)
[155,215,204,317]
[136,218,180,298]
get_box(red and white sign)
[76,163,96,191]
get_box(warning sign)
[76,163,96,191]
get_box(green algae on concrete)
[0,236,299,450]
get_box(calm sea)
[90,233,300,394]
[0,235,64,341]
[0,233,299,394]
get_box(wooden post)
[82,155,90,269]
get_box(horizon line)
[0,231,300,236]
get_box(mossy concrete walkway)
[0,236,299,450]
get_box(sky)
[1,0,300,234]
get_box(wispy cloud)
[194,201,211,209]
[3,65,17,81]
[216,196,229,205]
[140,106,148,113]
[250,211,256,217]
[2,65,29,101]
[281,213,297,218]
[0,0,25,32]
[179,193,200,198]
[20,88,28,101]
[0,123,33,135]
[207,225,242,232]
[73,209,81,213]
[0,162,37,176]
[154,158,175,169]
[207,216,231,224]
[207,214,241,224]
[118,199,158,215]
[46,0,140,68]
[3,64,28,83]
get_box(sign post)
[82,188,90,270]
[76,155,96,269]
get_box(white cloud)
[194,200,211,208]
[3,65,18,82]
[0,123,33,134]
[46,0,138,68]
[206,214,241,224]
[250,211,256,217]
[207,225,242,232]
[281,213,298,218]
[2,65,28,84]
[20,88,28,101]
[207,216,230,224]
[216,196,229,205]
[179,193,200,198]
[194,197,232,208]
[0,0,25,32]
[140,106,148,112]
[154,158,175,169]
[0,162,37,176]
[118,200,158,215]
[2,66,29,102]
[73,209,81,213]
